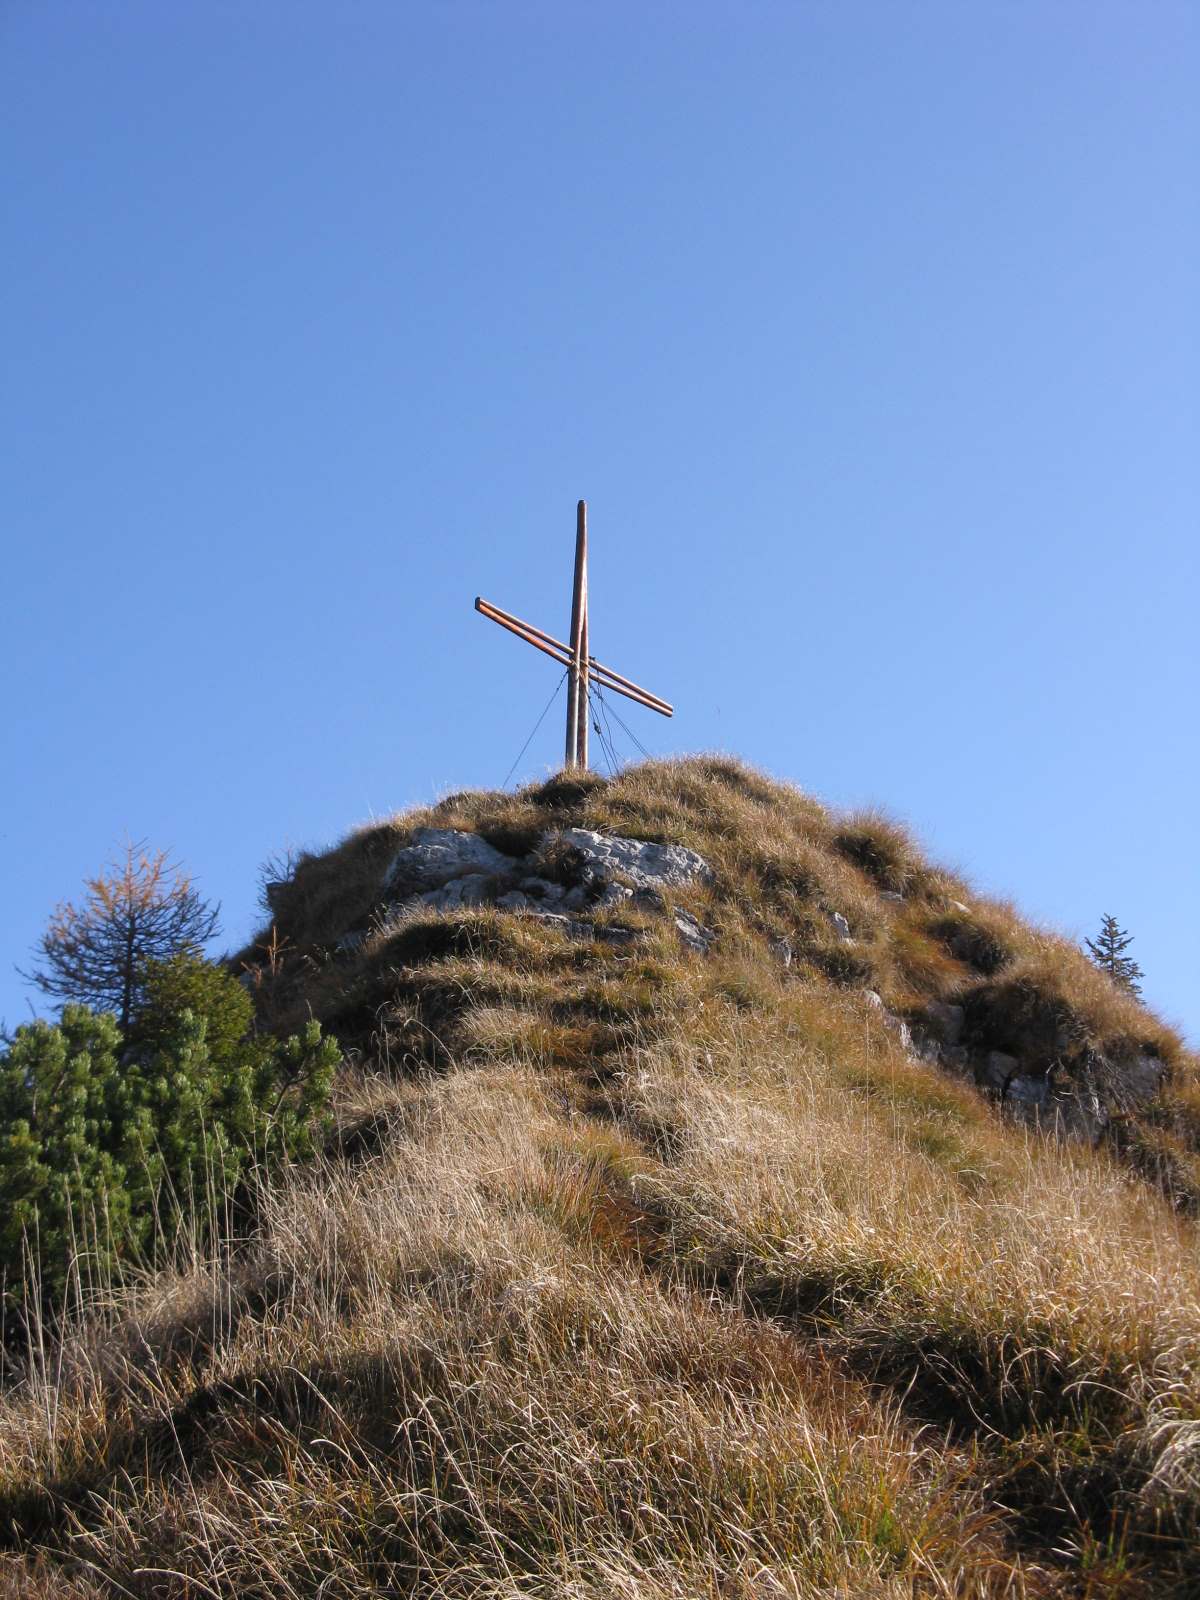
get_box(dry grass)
[0,1066,1026,1598]
[4,757,1197,1596]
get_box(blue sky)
[2,2,1196,1039]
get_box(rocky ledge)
[867,988,1164,1145]
[346,825,718,956]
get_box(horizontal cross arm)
[474,595,573,673]
[474,597,673,717]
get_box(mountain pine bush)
[0,959,339,1321]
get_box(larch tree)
[1085,913,1144,997]
[22,843,220,1030]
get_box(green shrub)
[0,965,339,1318]
[0,1006,138,1305]
[129,952,257,1071]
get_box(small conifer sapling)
[1085,913,1144,996]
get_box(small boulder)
[909,1030,940,1064]
[1048,1091,1108,1145]
[495,877,567,911]
[925,1002,965,1048]
[557,829,714,891]
[1007,1074,1048,1108]
[862,993,912,1048]
[828,911,853,942]
[386,829,518,892]
[595,882,634,909]
[674,909,716,955]
[520,876,566,903]
[1115,1054,1165,1106]
[982,1051,1019,1092]
[417,873,492,911]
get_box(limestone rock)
[557,829,713,891]
[674,909,716,955]
[1048,1091,1108,1145]
[496,877,567,912]
[520,876,567,903]
[595,882,633,909]
[1115,1054,1165,1106]
[528,912,645,948]
[385,829,518,892]
[909,1031,941,1064]
[1007,1074,1048,1108]
[416,873,492,911]
[925,1002,965,1048]
[862,992,913,1049]
[982,1051,1019,1092]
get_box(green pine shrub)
[0,1006,137,1309]
[0,959,339,1320]
[128,951,259,1071]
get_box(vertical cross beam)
[577,520,589,770]
[565,499,588,769]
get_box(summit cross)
[474,500,673,771]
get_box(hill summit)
[4,757,1198,1598]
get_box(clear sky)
[2,3,1196,1040]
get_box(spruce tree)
[1085,913,1144,996]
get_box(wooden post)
[565,500,588,769]
[577,552,589,769]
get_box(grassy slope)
[2,758,1198,1599]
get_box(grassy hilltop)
[2,757,1198,1598]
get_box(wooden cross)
[475,500,673,771]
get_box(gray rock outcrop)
[364,824,718,960]
[983,1051,1020,1093]
[385,829,519,892]
[558,829,714,891]
[925,1002,965,1048]
[416,873,493,911]
[673,909,716,955]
